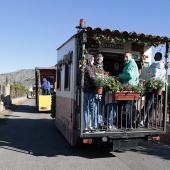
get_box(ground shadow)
[0,99,170,160]
[0,117,114,158]
[4,98,39,114]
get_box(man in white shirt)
[148,52,166,80]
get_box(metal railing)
[75,88,166,134]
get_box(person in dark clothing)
[106,61,121,130]
[83,55,97,130]
[93,52,109,76]
[110,61,122,78]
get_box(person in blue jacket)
[41,77,51,95]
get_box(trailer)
[35,67,56,111]
[54,19,170,150]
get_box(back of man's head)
[154,52,162,61]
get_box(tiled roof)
[86,26,170,43]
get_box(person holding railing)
[118,52,139,128]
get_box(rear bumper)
[80,128,166,139]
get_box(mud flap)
[113,139,138,151]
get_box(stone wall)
[0,101,4,112]
[0,84,27,112]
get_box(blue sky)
[0,0,170,74]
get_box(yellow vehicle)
[35,67,56,111]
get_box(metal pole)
[165,42,170,123]
[80,43,85,133]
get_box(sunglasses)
[113,64,119,66]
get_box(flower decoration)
[147,71,152,75]
[94,76,105,88]
[146,71,152,80]
[105,76,117,91]
[119,83,144,92]
[94,73,109,88]
[104,71,109,75]
[145,77,167,90]
[92,33,166,47]
[79,51,89,69]
[104,76,144,92]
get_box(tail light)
[40,107,47,110]
[83,139,92,144]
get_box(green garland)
[92,33,165,47]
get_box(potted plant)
[145,77,166,95]
[94,76,106,94]
[106,79,144,92]
[105,76,117,91]
[113,83,144,100]
[131,84,145,92]
[104,76,144,100]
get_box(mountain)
[0,69,35,87]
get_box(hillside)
[0,69,35,87]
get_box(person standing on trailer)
[142,52,166,128]
[83,55,97,131]
[110,61,122,78]
[118,52,139,128]
[106,61,122,130]
[148,52,166,80]
[93,52,108,128]
[119,52,139,86]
